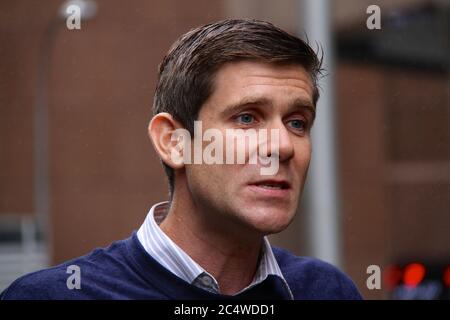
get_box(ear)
[148,113,187,170]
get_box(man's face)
[184,60,315,236]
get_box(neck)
[159,184,263,295]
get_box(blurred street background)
[0,0,449,299]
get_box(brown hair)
[153,19,323,197]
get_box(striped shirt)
[137,201,293,298]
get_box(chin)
[242,207,295,235]
[261,220,292,235]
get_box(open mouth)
[247,180,291,199]
[250,180,291,190]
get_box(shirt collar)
[137,201,293,298]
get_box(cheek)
[295,140,312,168]
[302,149,312,170]
[185,164,233,198]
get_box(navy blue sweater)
[1,232,362,300]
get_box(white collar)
[137,201,293,298]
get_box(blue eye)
[288,119,306,131]
[236,113,255,124]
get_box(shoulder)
[273,246,363,300]
[1,238,130,300]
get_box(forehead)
[201,60,315,116]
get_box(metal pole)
[301,0,342,267]
[33,19,60,257]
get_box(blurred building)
[0,0,449,299]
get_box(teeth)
[260,184,282,189]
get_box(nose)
[264,119,294,163]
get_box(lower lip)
[247,185,291,198]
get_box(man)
[1,19,362,300]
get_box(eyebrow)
[220,96,316,121]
